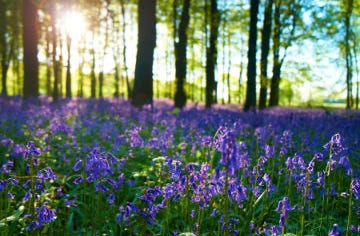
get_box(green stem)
[224,163,229,236]
[346,180,353,236]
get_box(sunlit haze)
[60,11,87,41]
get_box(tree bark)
[205,0,219,108]
[174,0,190,108]
[269,1,281,107]
[0,0,12,96]
[344,0,354,109]
[50,0,59,101]
[119,0,132,99]
[65,35,72,98]
[244,0,260,111]
[132,0,156,108]
[259,0,274,109]
[22,0,39,99]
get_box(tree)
[174,0,191,108]
[258,0,274,109]
[22,0,39,99]
[269,0,301,107]
[0,0,15,96]
[344,0,354,109]
[205,0,220,108]
[244,0,260,111]
[49,0,60,101]
[132,0,156,107]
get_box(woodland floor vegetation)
[0,96,359,235]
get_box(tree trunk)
[91,51,96,98]
[205,0,219,108]
[0,0,9,95]
[132,0,156,108]
[65,35,72,98]
[344,0,354,109]
[99,71,104,98]
[269,1,281,107]
[50,0,59,101]
[22,0,39,99]
[174,0,190,108]
[259,0,274,109]
[45,25,52,96]
[244,0,260,111]
[119,0,132,99]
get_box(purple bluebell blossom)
[27,202,56,230]
[95,183,109,192]
[351,178,360,199]
[24,141,41,159]
[328,224,342,236]
[73,176,83,185]
[72,159,83,172]
[0,180,6,191]
[107,193,115,205]
[338,156,352,176]
[7,191,15,200]
[275,197,294,228]
[8,178,19,186]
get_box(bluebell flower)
[23,190,31,202]
[23,179,31,189]
[338,156,352,176]
[275,197,294,228]
[116,202,140,224]
[27,202,56,230]
[72,159,83,172]
[351,178,360,199]
[73,176,83,185]
[65,195,77,207]
[37,167,57,181]
[95,183,109,193]
[24,141,41,159]
[328,223,342,236]
[7,191,15,200]
[0,180,6,191]
[8,178,19,186]
[107,193,115,205]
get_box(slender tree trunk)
[0,0,10,96]
[132,0,156,107]
[65,35,72,98]
[244,0,260,111]
[91,50,96,98]
[22,0,39,99]
[50,0,59,101]
[259,0,274,109]
[45,26,52,96]
[120,0,132,99]
[269,0,281,107]
[344,0,354,109]
[174,0,190,108]
[354,39,359,109]
[227,32,231,103]
[205,0,220,108]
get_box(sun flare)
[61,11,87,41]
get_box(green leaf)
[0,205,25,224]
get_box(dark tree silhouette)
[23,0,39,99]
[344,0,354,109]
[244,0,259,111]
[259,0,274,109]
[0,0,14,96]
[174,0,191,108]
[132,0,156,107]
[205,0,219,108]
[50,0,60,101]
